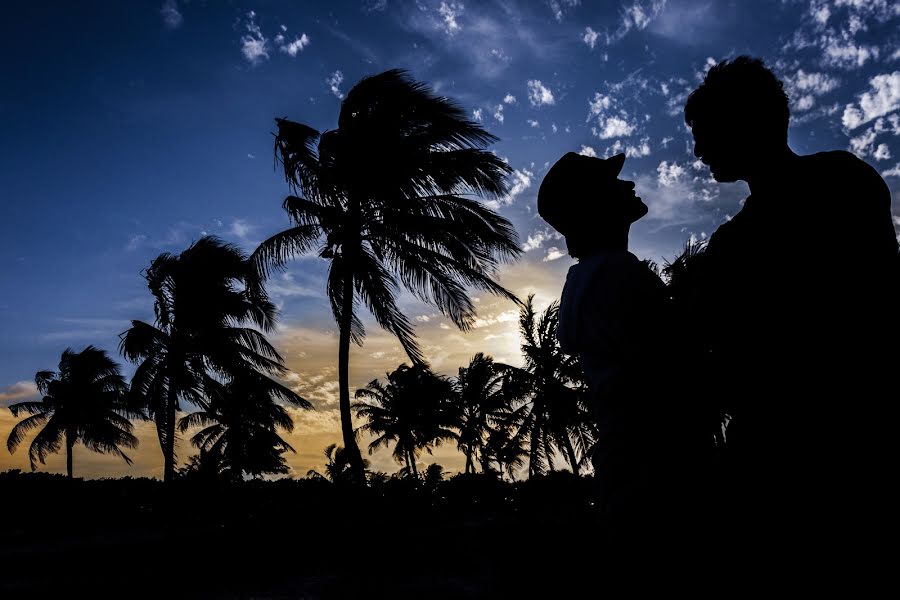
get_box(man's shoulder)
[802,150,884,184]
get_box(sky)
[1,0,898,479]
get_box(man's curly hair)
[684,56,790,143]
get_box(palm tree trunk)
[163,384,177,483]
[66,429,74,479]
[562,434,580,476]
[408,448,418,478]
[338,271,366,482]
[529,414,542,479]
[465,448,473,474]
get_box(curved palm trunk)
[163,383,177,483]
[465,447,474,474]
[338,272,366,482]
[66,429,75,479]
[562,433,581,476]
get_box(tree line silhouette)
[5,69,717,485]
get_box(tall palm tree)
[178,372,311,480]
[353,363,457,477]
[454,353,512,474]
[503,295,593,478]
[482,425,528,481]
[7,346,139,478]
[120,236,286,482]
[249,69,522,478]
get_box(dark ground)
[1,470,637,598]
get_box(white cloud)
[503,93,517,104]
[657,160,685,187]
[527,80,555,107]
[873,143,891,160]
[551,123,558,133]
[521,228,561,252]
[240,11,269,65]
[841,71,900,129]
[0,381,39,404]
[583,26,600,49]
[596,116,636,139]
[493,104,504,123]
[821,36,879,68]
[549,0,580,22]
[160,0,183,29]
[327,71,345,99]
[849,127,877,157]
[486,166,533,210]
[543,247,566,262]
[279,33,310,57]
[882,162,900,177]
[247,153,256,159]
[578,145,597,157]
[229,219,253,239]
[438,1,464,36]
[125,234,147,251]
[471,309,519,329]
[266,272,322,299]
[527,119,540,128]
[784,69,840,112]
[472,108,483,122]
[414,315,431,323]
[588,93,612,116]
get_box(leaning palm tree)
[178,372,311,480]
[454,353,512,474]
[7,346,140,478]
[249,69,522,478]
[353,363,458,477]
[502,295,593,478]
[120,236,286,482]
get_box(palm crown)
[250,69,522,477]
[7,346,139,477]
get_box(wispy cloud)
[240,11,269,65]
[327,70,345,99]
[160,0,183,30]
[0,381,39,405]
[841,71,900,130]
[527,80,555,107]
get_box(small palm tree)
[178,372,311,480]
[454,353,512,474]
[7,346,140,478]
[250,69,522,479]
[503,295,593,478]
[353,363,458,477]
[306,443,368,484]
[482,423,528,481]
[120,236,285,482]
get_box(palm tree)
[503,295,593,478]
[249,69,522,478]
[178,372,311,480]
[454,353,512,474]
[6,346,139,478]
[306,443,369,484]
[120,236,286,482]
[353,363,458,477]
[482,425,529,481]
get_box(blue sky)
[1,0,898,477]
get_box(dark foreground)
[2,470,637,598]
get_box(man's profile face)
[690,118,748,183]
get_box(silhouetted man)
[539,153,711,561]
[685,56,897,574]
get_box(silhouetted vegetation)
[6,346,139,477]
[248,69,523,480]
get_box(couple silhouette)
[540,56,897,580]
